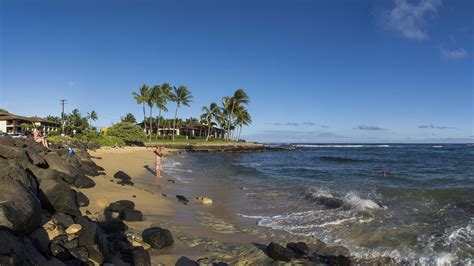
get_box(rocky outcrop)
[142,227,174,249]
[0,138,117,265]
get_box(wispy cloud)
[440,48,469,60]
[262,130,348,138]
[302,122,316,126]
[419,124,453,129]
[272,122,298,127]
[385,0,441,40]
[353,125,387,131]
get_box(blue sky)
[0,0,472,143]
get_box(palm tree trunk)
[238,125,242,140]
[172,104,179,141]
[148,107,153,140]
[142,104,147,133]
[156,108,162,138]
[206,121,211,141]
[226,103,235,141]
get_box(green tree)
[155,83,172,138]
[201,102,221,141]
[121,113,137,124]
[108,122,146,142]
[0,108,8,113]
[132,84,150,133]
[169,86,193,141]
[234,105,252,140]
[45,115,61,123]
[147,85,160,140]
[86,110,98,131]
[222,89,249,141]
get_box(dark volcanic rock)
[38,178,80,216]
[121,208,143,222]
[52,212,75,227]
[142,227,174,249]
[266,242,296,262]
[28,227,50,254]
[25,147,48,167]
[176,195,189,204]
[63,239,79,250]
[113,171,132,181]
[43,258,67,266]
[50,243,67,256]
[315,196,344,209]
[286,242,309,258]
[175,256,199,266]
[131,247,151,266]
[75,216,111,264]
[44,152,75,176]
[108,200,135,212]
[69,246,89,262]
[0,230,46,265]
[99,220,128,233]
[75,191,90,207]
[73,175,95,189]
[309,254,351,265]
[0,179,42,234]
[0,158,39,194]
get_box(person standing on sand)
[153,145,164,178]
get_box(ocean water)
[163,144,474,264]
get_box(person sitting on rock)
[33,126,50,150]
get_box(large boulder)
[38,178,80,216]
[25,147,48,167]
[266,242,296,262]
[0,180,42,234]
[108,200,135,213]
[75,216,111,264]
[142,227,174,250]
[75,191,90,207]
[0,230,47,265]
[286,242,309,258]
[73,175,95,188]
[44,152,76,176]
[0,158,39,194]
[121,208,143,222]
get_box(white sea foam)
[294,144,390,148]
[433,145,443,148]
[343,192,382,211]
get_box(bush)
[107,122,146,142]
[47,130,61,137]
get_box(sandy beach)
[82,147,321,265]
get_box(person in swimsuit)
[33,126,50,150]
[153,145,164,178]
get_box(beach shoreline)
[85,146,350,264]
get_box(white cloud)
[440,48,469,60]
[386,0,441,40]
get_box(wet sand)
[81,147,318,265]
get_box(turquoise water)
[164,144,474,264]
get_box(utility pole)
[60,99,67,134]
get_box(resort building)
[0,112,60,134]
[139,121,225,139]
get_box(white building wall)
[0,121,6,133]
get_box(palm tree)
[86,110,98,132]
[201,102,220,141]
[147,85,160,139]
[169,86,193,141]
[222,89,249,141]
[155,83,172,138]
[234,105,252,140]
[121,113,137,124]
[132,85,150,133]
